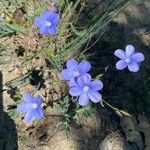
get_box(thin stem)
[102,99,131,117]
[102,99,118,111]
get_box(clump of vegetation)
[0,0,137,140]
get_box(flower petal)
[90,80,103,91]
[78,92,89,106]
[77,74,91,87]
[116,60,127,70]
[69,78,78,87]
[17,102,31,113]
[69,86,82,96]
[34,96,43,105]
[23,109,35,122]
[48,25,58,35]
[43,10,60,23]
[34,16,44,28]
[79,60,91,74]
[42,10,52,20]
[125,45,135,56]
[35,108,44,118]
[39,27,49,35]
[23,92,34,103]
[48,12,60,23]
[88,91,102,103]
[128,62,139,72]
[24,108,43,122]
[61,69,74,80]
[66,59,78,70]
[131,53,145,62]
[114,49,126,59]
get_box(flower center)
[32,103,38,109]
[125,58,131,63]
[74,71,80,77]
[45,21,52,27]
[83,86,89,92]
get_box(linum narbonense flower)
[69,74,103,106]
[114,45,145,72]
[17,92,44,122]
[61,58,91,82]
[61,59,103,106]
[34,10,60,36]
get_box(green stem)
[102,99,118,111]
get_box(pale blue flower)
[17,92,44,122]
[69,74,103,106]
[61,58,91,82]
[34,10,60,36]
[114,45,145,72]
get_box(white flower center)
[74,71,80,77]
[83,86,89,92]
[125,58,131,63]
[32,103,38,109]
[45,21,52,27]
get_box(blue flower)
[61,58,91,82]
[114,45,145,72]
[17,92,44,122]
[69,74,103,106]
[34,10,60,36]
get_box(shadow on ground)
[76,1,150,150]
[0,72,18,150]
[87,0,150,114]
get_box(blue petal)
[42,10,60,23]
[77,74,91,87]
[42,10,53,20]
[34,16,45,28]
[24,109,34,122]
[128,62,139,72]
[66,59,78,70]
[116,60,127,70]
[87,91,102,103]
[131,53,145,63]
[69,78,78,87]
[35,107,44,118]
[79,60,91,74]
[34,95,43,105]
[24,107,44,122]
[69,86,82,96]
[39,27,49,35]
[114,49,126,59]
[48,12,60,23]
[61,69,74,80]
[17,102,31,113]
[78,92,89,106]
[48,25,58,35]
[23,92,34,103]
[89,80,103,91]
[125,45,135,57]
